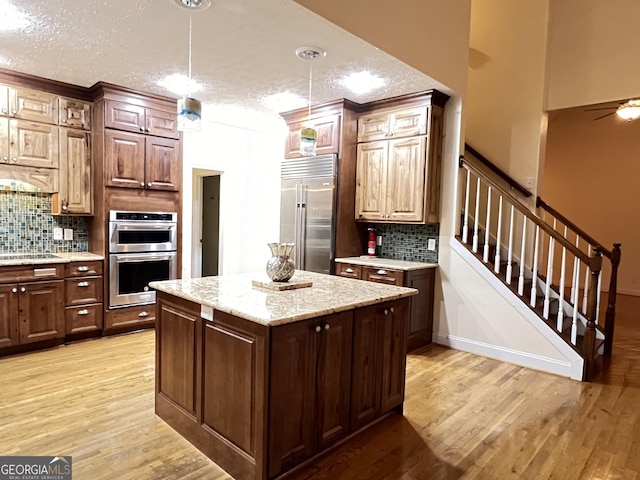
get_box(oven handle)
[113,223,176,231]
[112,253,176,263]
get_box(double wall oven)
[108,211,178,308]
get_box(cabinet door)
[8,87,58,124]
[0,117,7,163]
[9,120,59,168]
[315,311,353,451]
[0,85,8,116]
[380,299,409,412]
[59,98,91,130]
[105,129,145,188]
[58,128,91,214]
[285,114,340,158]
[18,280,64,343]
[0,284,19,349]
[145,136,180,191]
[105,100,145,133]
[357,111,390,143]
[146,108,179,139]
[390,106,427,139]
[355,141,388,221]
[269,318,317,478]
[386,136,426,222]
[362,266,404,286]
[406,268,435,351]
[157,297,199,416]
[351,304,383,430]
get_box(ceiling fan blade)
[593,112,617,121]
[583,107,617,111]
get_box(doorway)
[201,175,220,277]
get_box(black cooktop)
[0,253,59,260]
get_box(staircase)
[457,146,622,381]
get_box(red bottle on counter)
[367,228,376,256]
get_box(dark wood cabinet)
[336,261,436,351]
[0,284,19,348]
[19,280,64,343]
[105,100,179,139]
[59,98,91,130]
[144,136,180,191]
[268,311,352,477]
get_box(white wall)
[181,108,284,278]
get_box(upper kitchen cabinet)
[280,100,364,259]
[105,100,180,139]
[5,87,58,124]
[59,98,91,130]
[7,119,59,169]
[355,90,448,224]
[53,128,92,215]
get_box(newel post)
[604,243,621,355]
[583,248,603,380]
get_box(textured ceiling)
[1,0,450,123]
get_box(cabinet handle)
[12,288,17,293]
[345,268,354,273]
[138,311,149,318]
[315,325,321,333]
[384,309,389,316]
[78,309,89,316]
[77,266,89,272]
[147,182,153,187]
[324,323,330,330]
[77,281,90,287]
[140,182,145,187]
[377,269,387,275]
[20,287,26,293]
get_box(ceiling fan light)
[616,104,640,121]
[177,96,202,132]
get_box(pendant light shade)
[296,47,326,156]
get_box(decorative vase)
[266,242,295,282]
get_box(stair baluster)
[462,169,471,244]
[506,205,515,284]
[582,244,592,314]
[543,226,556,320]
[494,196,503,274]
[557,226,568,332]
[483,186,492,263]
[571,259,580,345]
[518,217,527,296]
[473,177,480,253]
[530,225,540,308]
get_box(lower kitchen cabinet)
[64,260,103,335]
[336,261,435,351]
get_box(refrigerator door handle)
[299,184,307,270]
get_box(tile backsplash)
[369,223,439,263]
[0,182,89,253]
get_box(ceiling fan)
[584,99,640,121]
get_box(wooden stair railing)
[464,143,532,198]
[458,155,604,380]
[536,197,621,356]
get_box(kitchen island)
[150,271,417,480]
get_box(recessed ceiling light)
[172,0,211,11]
[263,92,307,113]
[0,0,32,31]
[340,71,387,95]
[157,73,203,97]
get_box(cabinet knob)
[315,325,321,333]
[139,127,145,132]
[146,128,151,132]
[138,311,149,318]
[390,307,395,313]
[324,323,330,330]
[78,309,89,316]
[147,182,153,187]
[384,309,389,316]
[20,287,26,293]
[11,109,17,115]
[377,269,387,275]
[140,182,145,187]
[380,214,384,218]
[1,108,6,113]
[12,157,17,162]
[77,281,90,288]
[345,268,354,273]
[61,118,67,123]
[12,288,17,293]
[2,156,7,161]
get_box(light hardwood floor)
[0,296,638,480]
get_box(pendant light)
[173,0,211,132]
[296,46,326,156]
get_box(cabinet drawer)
[66,303,103,334]
[65,276,103,305]
[362,266,404,286]
[335,263,362,279]
[358,106,427,143]
[105,304,155,331]
[65,260,103,277]
[0,264,63,283]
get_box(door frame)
[191,168,222,278]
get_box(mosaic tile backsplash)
[0,185,89,253]
[369,223,439,263]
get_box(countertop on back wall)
[0,252,104,267]
[335,256,437,271]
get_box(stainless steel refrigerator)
[280,154,337,274]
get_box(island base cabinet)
[155,292,410,480]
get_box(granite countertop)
[335,256,437,271]
[150,271,418,327]
[0,252,104,267]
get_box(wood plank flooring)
[0,295,639,479]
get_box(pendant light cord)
[188,14,193,97]
[307,61,313,127]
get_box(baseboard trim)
[613,287,640,297]
[433,333,575,379]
